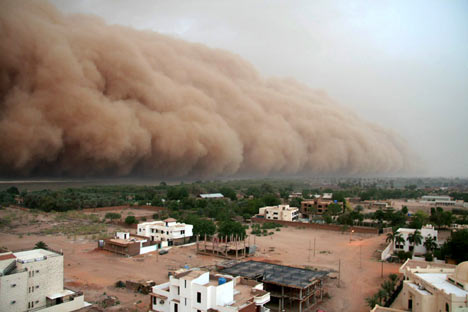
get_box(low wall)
[82,205,166,213]
[251,217,379,234]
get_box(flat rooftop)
[415,273,468,297]
[221,261,328,289]
[14,249,59,262]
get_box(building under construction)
[196,234,256,259]
[220,260,328,312]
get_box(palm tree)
[407,230,423,251]
[365,294,379,309]
[386,231,396,244]
[381,280,394,296]
[394,234,405,250]
[388,273,398,284]
[377,288,388,305]
[423,235,437,253]
[34,241,48,250]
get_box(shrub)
[115,280,125,288]
[105,212,121,220]
[125,216,137,225]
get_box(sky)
[50,0,468,177]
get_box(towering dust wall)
[0,1,416,178]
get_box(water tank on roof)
[334,200,337,203]
[184,265,189,269]
[218,277,227,285]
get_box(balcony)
[154,282,170,298]
[252,289,270,305]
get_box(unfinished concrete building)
[220,261,328,312]
[196,235,256,260]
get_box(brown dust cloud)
[0,1,418,178]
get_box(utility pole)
[314,237,316,257]
[338,259,341,288]
[359,245,362,269]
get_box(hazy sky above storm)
[50,0,468,177]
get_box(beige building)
[371,260,468,312]
[0,249,87,312]
[258,205,299,221]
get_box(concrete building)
[99,232,160,256]
[258,205,299,221]
[394,225,438,255]
[300,196,343,218]
[0,249,87,312]
[138,219,193,247]
[149,268,270,312]
[371,260,468,312]
[221,261,328,312]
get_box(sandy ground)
[0,214,399,312]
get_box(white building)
[0,249,87,312]
[258,205,299,222]
[150,268,270,312]
[138,219,193,247]
[199,193,224,199]
[371,260,468,312]
[394,225,438,255]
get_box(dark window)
[184,280,187,288]
[446,303,449,312]
[178,287,180,295]
[174,303,178,312]
[153,297,156,305]
[197,292,201,303]
[181,230,185,235]
[408,299,412,310]
[185,298,187,306]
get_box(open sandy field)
[0,209,399,312]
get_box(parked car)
[159,249,168,255]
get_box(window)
[184,280,187,288]
[181,230,185,235]
[11,284,16,287]
[446,303,449,312]
[177,287,180,295]
[185,298,187,306]
[153,297,156,305]
[174,303,178,312]
[197,292,201,303]
[35,270,39,273]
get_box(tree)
[407,230,423,251]
[220,187,236,201]
[381,280,395,297]
[386,231,397,244]
[401,206,408,215]
[423,235,437,253]
[439,229,468,263]
[34,241,48,249]
[217,220,246,239]
[327,203,343,216]
[408,211,428,229]
[6,186,20,195]
[125,216,137,225]
[365,294,379,309]
[394,234,405,249]
[376,288,388,305]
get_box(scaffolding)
[221,260,328,312]
[196,234,256,260]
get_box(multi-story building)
[0,248,87,312]
[300,196,343,218]
[371,260,468,312]
[394,225,438,255]
[138,219,193,247]
[150,268,270,312]
[258,205,299,221]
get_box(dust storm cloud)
[0,1,416,178]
